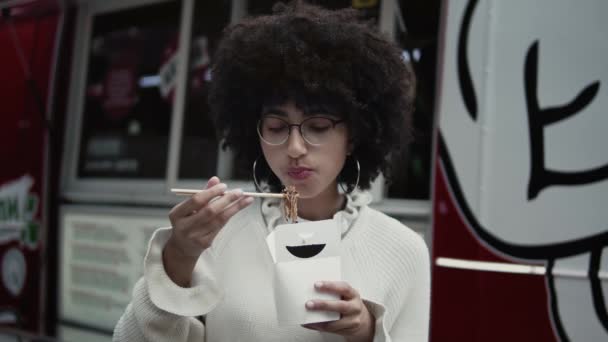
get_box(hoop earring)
[339,157,360,194]
[252,157,265,192]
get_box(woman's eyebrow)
[261,105,340,118]
[304,104,340,116]
[261,107,288,117]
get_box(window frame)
[62,0,217,205]
[369,0,433,223]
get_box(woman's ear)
[347,141,354,155]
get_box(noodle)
[282,185,299,223]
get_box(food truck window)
[76,1,182,179]
[178,0,232,179]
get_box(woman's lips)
[287,167,313,180]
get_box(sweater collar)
[260,190,372,237]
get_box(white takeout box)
[266,219,342,326]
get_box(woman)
[113,1,429,341]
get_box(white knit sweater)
[113,192,430,342]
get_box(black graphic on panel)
[524,41,607,200]
[589,248,608,331]
[286,244,326,259]
[457,0,479,120]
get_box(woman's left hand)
[302,281,375,342]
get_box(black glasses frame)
[257,116,345,146]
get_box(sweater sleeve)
[348,209,431,342]
[374,232,431,342]
[393,235,431,341]
[112,278,206,341]
[113,227,224,342]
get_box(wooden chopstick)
[171,188,286,198]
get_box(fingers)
[302,309,363,334]
[216,196,255,224]
[187,189,252,227]
[207,189,245,215]
[305,281,360,315]
[193,196,255,242]
[302,319,359,334]
[305,298,359,316]
[184,194,254,249]
[170,176,222,220]
[206,176,220,189]
[165,177,255,258]
[171,182,227,219]
[302,281,364,334]
[303,292,370,335]
[314,281,359,300]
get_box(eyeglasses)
[257,116,345,146]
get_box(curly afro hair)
[209,0,415,192]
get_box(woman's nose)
[286,127,307,158]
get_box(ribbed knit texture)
[113,194,430,342]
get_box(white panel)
[437,0,493,217]
[58,205,170,332]
[481,0,608,245]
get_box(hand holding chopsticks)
[165,178,256,286]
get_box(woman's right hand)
[163,176,254,286]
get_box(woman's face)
[259,100,350,199]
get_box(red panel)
[0,11,59,334]
[430,157,557,342]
